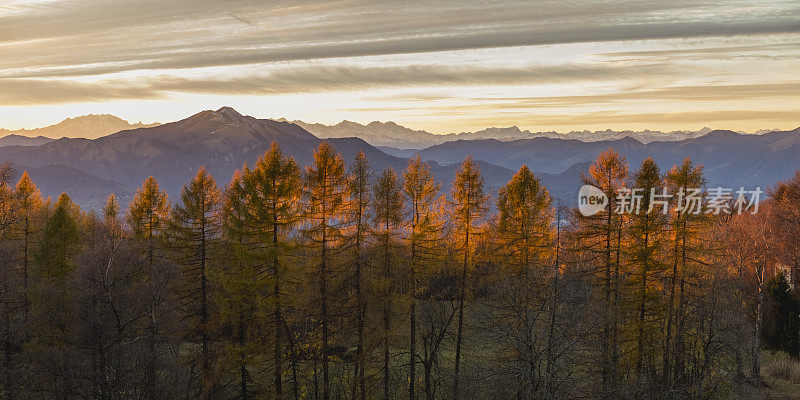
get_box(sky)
[0,0,799,134]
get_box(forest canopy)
[0,145,798,400]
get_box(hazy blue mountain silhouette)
[1,107,797,209]
[418,128,800,190]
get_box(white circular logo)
[578,185,608,216]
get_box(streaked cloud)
[0,62,680,105]
[0,0,798,132]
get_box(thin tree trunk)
[603,202,612,393]
[321,199,330,400]
[146,214,158,398]
[424,362,433,400]
[22,218,30,318]
[356,256,365,400]
[384,300,390,400]
[3,281,13,400]
[612,224,621,388]
[273,197,284,400]
[453,226,469,400]
[200,211,210,395]
[355,197,366,400]
[752,261,765,378]
[663,212,681,388]
[410,301,416,400]
[674,218,687,383]
[637,225,649,386]
[383,216,391,400]
[239,312,248,400]
[545,208,562,396]
[410,215,417,400]
[314,354,319,400]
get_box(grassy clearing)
[761,350,800,400]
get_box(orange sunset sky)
[1,0,799,134]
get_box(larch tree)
[168,166,222,397]
[128,176,170,267]
[219,169,261,400]
[663,158,706,388]
[450,155,488,400]
[626,157,667,389]
[127,176,171,397]
[578,148,628,395]
[36,193,81,281]
[9,172,42,395]
[769,172,800,289]
[14,171,43,316]
[402,155,442,400]
[303,142,348,400]
[0,163,16,397]
[0,163,13,232]
[103,193,121,236]
[32,193,82,399]
[345,152,372,400]
[497,165,552,279]
[238,143,302,400]
[723,206,778,380]
[372,167,404,400]
[494,164,554,397]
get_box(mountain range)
[0,114,160,140]
[417,129,800,190]
[0,135,54,147]
[292,119,719,149]
[0,107,798,210]
[0,108,418,209]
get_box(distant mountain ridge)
[0,114,160,140]
[292,119,722,148]
[0,107,423,209]
[1,114,778,148]
[0,134,54,147]
[417,127,800,191]
[7,162,135,210]
[1,107,797,211]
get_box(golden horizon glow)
[1,1,798,135]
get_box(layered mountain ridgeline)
[0,135,54,147]
[0,107,454,209]
[7,163,135,210]
[1,107,797,210]
[293,119,718,149]
[417,127,800,191]
[0,114,160,140]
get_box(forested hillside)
[0,142,798,400]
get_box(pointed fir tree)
[218,169,262,400]
[663,157,707,387]
[450,155,488,400]
[128,176,170,267]
[168,166,222,396]
[578,148,628,394]
[345,151,372,400]
[497,164,553,279]
[626,157,667,388]
[234,143,301,400]
[373,167,404,400]
[302,142,348,400]
[36,193,80,281]
[494,164,554,396]
[402,155,442,400]
[126,176,170,397]
[103,193,122,238]
[14,171,43,313]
